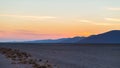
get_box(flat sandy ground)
[0,43,120,68]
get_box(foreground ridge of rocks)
[0,47,59,68]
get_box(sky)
[0,0,120,42]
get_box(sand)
[0,43,120,68]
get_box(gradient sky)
[0,0,120,42]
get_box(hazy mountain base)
[0,43,120,68]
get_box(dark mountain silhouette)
[78,30,120,43]
[23,30,120,44]
[26,36,85,43]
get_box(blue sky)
[0,0,120,17]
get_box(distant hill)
[23,30,120,44]
[78,30,120,44]
[26,36,85,43]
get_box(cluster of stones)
[0,47,58,68]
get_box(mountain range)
[24,30,120,44]
[26,36,85,43]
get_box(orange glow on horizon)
[0,15,120,40]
